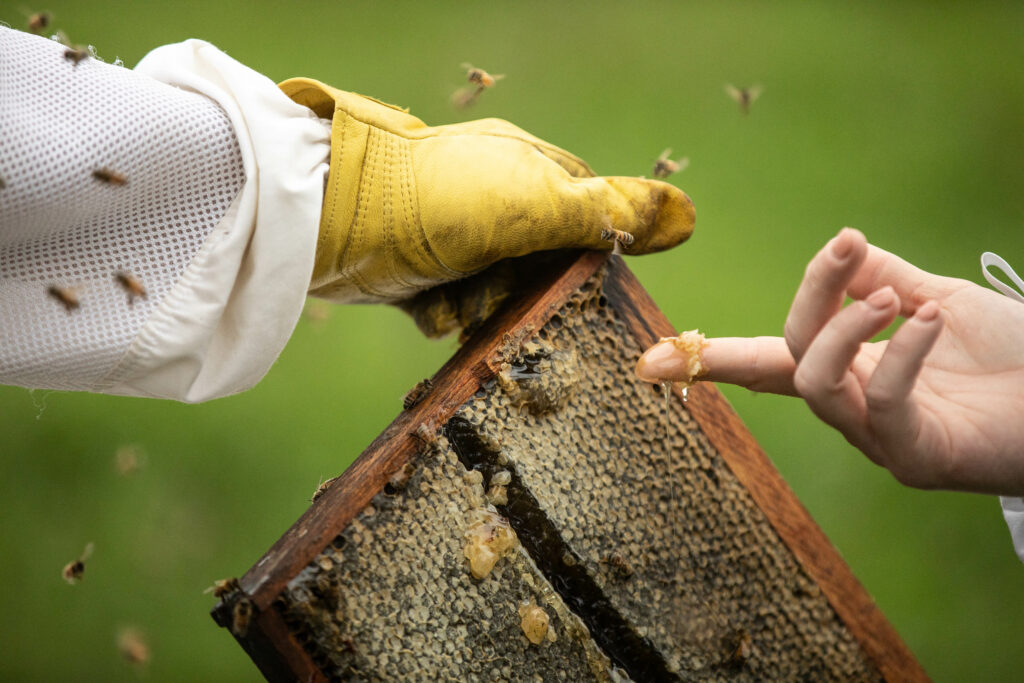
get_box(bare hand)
[660,228,1024,495]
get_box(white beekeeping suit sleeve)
[0,27,329,402]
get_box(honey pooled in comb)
[463,509,518,579]
[519,600,557,645]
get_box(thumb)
[567,176,696,255]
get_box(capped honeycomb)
[277,428,619,681]
[275,268,880,681]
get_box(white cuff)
[107,40,329,401]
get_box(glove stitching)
[338,108,594,177]
[381,134,398,289]
[315,111,347,287]
[347,126,388,299]
[382,132,414,291]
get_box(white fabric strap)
[987,250,1024,563]
[981,252,1024,304]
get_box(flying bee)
[63,46,90,67]
[652,148,689,179]
[311,475,339,502]
[62,542,94,584]
[600,216,635,255]
[203,577,241,599]
[231,597,254,637]
[93,168,127,186]
[27,10,52,33]
[452,63,504,109]
[462,63,504,88]
[114,271,147,304]
[303,298,331,325]
[47,285,80,313]
[724,83,763,115]
[116,627,150,666]
[450,87,479,109]
[113,444,144,476]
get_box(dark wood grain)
[222,603,327,683]
[601,255,929,683]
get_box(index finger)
[701,336,798,395]
[636,335,797,396]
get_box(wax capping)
[635,329,708,385]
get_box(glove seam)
[346,125,390,299]
[314,112,347,289]
[399,135,463,279]
[338,106,593,176]
[382,131,415,291]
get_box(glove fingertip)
[608,178,695,254]
[644,182,696,253]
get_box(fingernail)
[831,228,852,259]
[636,340,687,383]
[636,333,707,384]
[866,286,894,309]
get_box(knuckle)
[794,367,847,408]
[792,365,823,400]
[792,366,811,398]
[864,384,897,412]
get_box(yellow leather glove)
[279,78,695,327]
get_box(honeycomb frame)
[212,251,927,682]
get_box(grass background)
[2,1,1024,680]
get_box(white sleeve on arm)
[0,27,329,402]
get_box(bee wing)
[460,62,475,71]
[675,156,690,172]
[80,541,95,562]
[658,147,672,161]
[724,83,742,103]
[491,73,506,81]
[748,84,764,102]
[451,86,479,109]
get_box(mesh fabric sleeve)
[0,27,329,402]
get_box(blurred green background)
[2,1,1023,680]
